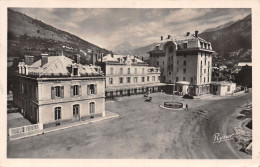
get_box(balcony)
[147,67,160,73]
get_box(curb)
[159,104,185,111]
[9,113,119,141]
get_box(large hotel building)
[148,31,215,96]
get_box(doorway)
[73,104,80,121]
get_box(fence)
[9,124,43,136]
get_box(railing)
[147,67,160,73]
[9,124,43,136]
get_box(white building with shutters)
[13,55,105,128]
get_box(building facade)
[13,55,105,128]
[96,54,165,98]
[148,31,214,96]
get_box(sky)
[13,8,251,50]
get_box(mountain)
[113,42,157,61]
[8,8,110,64]
[203,21,235,33]
[112,41,136,55]
[126,14,251,64]
[199,14,251,54]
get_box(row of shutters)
[51,84,97,99]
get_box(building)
[237,62,252,71]
[96,54,165,98]
[210,81,236,96]
[148,31,214,96]
[13,54,105,128]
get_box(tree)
[235,65,252,87]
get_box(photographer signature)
[213,132,238,143]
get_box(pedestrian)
[186,103,188,110]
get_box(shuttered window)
[51,86,64,99]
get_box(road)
[7,92,252,158]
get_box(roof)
[176,81,190,85]
[99,54,147,65]
[23,55,102,77]
[211,81,236,86]
[237,62,252,67]
[149,33,213,53]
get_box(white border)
[1,0,260,167]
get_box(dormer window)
[73,67,78,75]
[183,43,187,48]
[200,42,203,48]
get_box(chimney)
[24,55,34,65]
[186,32,190,36]
[168,35,171,39]
[161,36,163,41]
[195,30,199,37]
[111,53,114,58]
[41,54,48,66]
[74,54,80,64]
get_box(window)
[176,77,179,82]
[183,43,187,48]
[73,85,79,96]
[110,67,113,75]
[135,68,137,74]
[127,77,131,83]
[184,61,186,66]
[56,86,63,97]
[200,42,203,48]
[109,78,113,85]
[147,76,150,82]
[204,77,206,83]
[183,77,186,81]
[190,77,193,83]
[204,69,206,73]
[158,76,160,81]
[142,77,145,82]
[134,77,138,83]
[152,76,155,81]
[73,67,78,75]
[169,71,172,75]
[128,68,130,74]
[52,86,64,99]
[142,68,144,74]
[89,84,96,94]
[228,86,230,91]
[169,46,173,53]
[183,68,186,73]
[54,107,61,120]
[119,77,123,84]
[120,68,123,75]
[89,102,95,114]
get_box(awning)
[106,83,167,91]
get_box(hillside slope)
[199,14,251,53]
[8,8,110,63]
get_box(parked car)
[182,94,194,99]
[145,97,152,102]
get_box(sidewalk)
[9,111,119,141]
